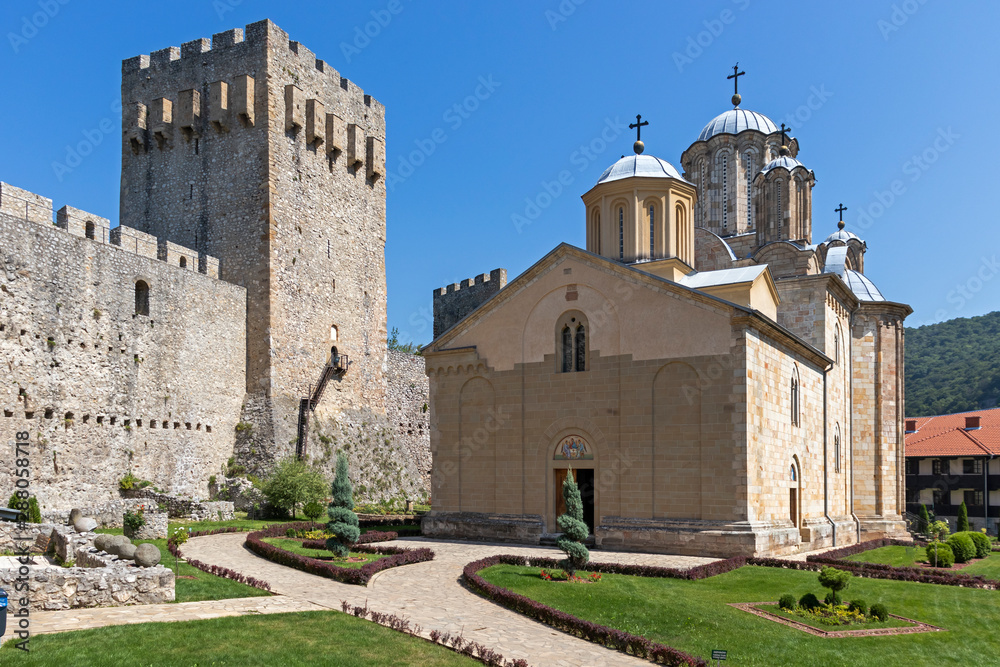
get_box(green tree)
[958,501,970,532]
[326,453,360,558]
[918,504,931,533]
[387,327,422,355]
[817,566,853,606]
[556,467,589,576]
[261,456,327,519]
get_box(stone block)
[111,225,158,259]
[284,84,304,131]
[177,89,201,137]
[200,253,220,278]
[306,99,324,146]
[347,123,365,167]
[209,80,229,132]
[125,101,147,153]
[326,113,345,155]
[232,74,254,126]
[56,206,110,243]
[0,181,53,225]
[367,136,385,180]
[150,97,173,148]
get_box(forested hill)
[905,311,1000,417]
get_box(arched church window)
[721,154,729,231]
[561,326,573,373]
[790,464,797,482]
[649,204,655,258]
[134,280,150,316]
[618,207,624,260]
[833,327,840,365]
[834,426,842,473]
[699,162,707,226]
[776,179,783,229]
[591,208,601,254]
[675,203,685,258]
[743,152,754,230]
[790,366,800,427]
[575,324,586,371]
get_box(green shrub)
[778,594,796,611]
[848,599,868,616]
[123,509,145,533]
[918,504,931,532]
[119,472,139,491]
[958,501,970,532]
[870,603,889,621]
[798,593,821,611]
[824,591,842,606]
[326,453,360,558]
[818,566,853,599]
[556,466,590,576]
[947,533,976,563]
[6,494,41,523]
[960,530,991,559]
[303,501,324,521]
[925,541,955,567]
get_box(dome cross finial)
[629,114,649,154]
[779,123,792,156]
[835,203,847,230]
[727,63,745,107]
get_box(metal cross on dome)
[780,123,792,146]
[629,114,648,143]
[835,203,848,222]
[727,63,745,95]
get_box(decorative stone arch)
[790,363,801,427]
[134,278,151,316]
[541,418,605,534]
[740,146,760,232]
[641,196,661,259]
[674,201,689,264]
[610,197,630,261]
[713,149,734,233]
[554,310,589,373]
[789,455,802,529]
[457,376,497,513]
[588,206,602,254]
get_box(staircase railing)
[295,352,349,460]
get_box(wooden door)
[789,488,798,527]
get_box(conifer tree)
[918,503,931,533]
[556,467,590,576]
[958,501,970,533]
[326,453,360,558]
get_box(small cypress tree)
[918,504,931,533]
[325,453,360,558]
[556,467,590,576]
[958,501,970,533]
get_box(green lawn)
[0,611,475,666]
[846,545,1000,578]
[261,537,389,569]
[94,527,269,603]
[479,564,1000,666]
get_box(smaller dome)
[697,108,778,142]
[822,228,861,244]
[759,155,805,176]
[597,154,686,185]
[843,269,885,302]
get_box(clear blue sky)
[2,1,997,344]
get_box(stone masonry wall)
[120,20,390,472]
[433,269,506,339]
[0,184,246,511]
[386,350,431,495]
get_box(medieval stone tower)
[120,20,388,467]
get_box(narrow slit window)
[649,205,655,258]
[618,207,624,260]
[561,326,572,373]
[134,280,150,316]
[574,324,586,372]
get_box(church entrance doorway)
[789,488,797,527]
[554,468,595,533]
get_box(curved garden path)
[182,535,717,666]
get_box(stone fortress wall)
[0,182,247,509]
[433,269,507,339]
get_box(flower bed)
[168,527,272,592]
[805,539,1000,589]
[463,555,707,666]
[245,522,433,585]
[301,530,399,550]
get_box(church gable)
[432,245,737,373]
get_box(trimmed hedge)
[463,555,707,666]
[925,542,955,568]
[957,531,991,559]
[947,533,976,563]
[167,527,272,592]
[245,522,433,585]
[813,539,915,561]
[302,530,399,550]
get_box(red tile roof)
[905,407,1000,457]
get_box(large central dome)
[597,154,686,184]
[697,108,778,142]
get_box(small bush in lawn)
[798,593,821,611]
[326,453,360,558]
[303,501,324,521]
[958,501,970,532]
[824,590,842,606]
[947,533,976,563]
[818,566,852,603]
[869,603,889,621]
[778,594,796,611]
[925,542,955,567]
[848,599,868,615]
[961,530,991,559]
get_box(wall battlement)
[433,268,507,338]
[0,182,221,279]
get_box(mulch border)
[730,602,946,638]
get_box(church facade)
[421,85,911,557]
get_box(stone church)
[422,81,911,557]
[0,21,429,511]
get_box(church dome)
[822,228,861,244]
[697,108,778,142]
[759,155,804,175]
[597,154,686,184]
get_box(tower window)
[722,154,728,231]
[559,316,588,373]
[179,256,187,268]
[561,325,573,372]
[649,205,655,258]
[744,152,753,230]
[85,221,95,240]
[134,280,150,316]
[574,324,586,372]
[618,207,624,260]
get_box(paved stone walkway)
[8,535,716,665]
